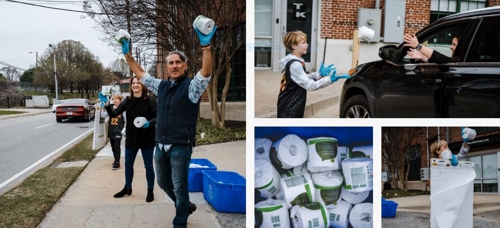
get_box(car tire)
[341,95,371,118]
[56,117,62,122]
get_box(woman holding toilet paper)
[105,76,157,203]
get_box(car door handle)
[421,78,441,85]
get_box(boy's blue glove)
[121,39,130,55]
[98,92,108,103]
[451,154,458,166]
[330,73,350,83]
[142,121,150,129]
[195,26,217,46]
[319,62,335,76]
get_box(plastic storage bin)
[202,170,246,213]
[188,158,217,192]
[382,200,398,218]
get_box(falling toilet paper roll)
[270,134,308,170]
[192,15,215,35]
[341,188,370,205]
[290,202,330,228]
[328,200,352,228]
[306,137,340,172]
[255,199,290,228]
[349,203,373,228]
[133,117,147,128]
[342,158,373,192]
[280,173,315,209]
[255,138,272,162]
[462,127,476,141]
[358,26,375,42]
[350,145,373,159]
[311,171,344,207]
[255,160,281,198]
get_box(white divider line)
[0,128,94,190]
[35,122,56,129]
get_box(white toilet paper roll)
[328,200,352,228]
[282,162,308,178]
[280,173,315,209]
[133,117,147,128]
[341,188,370,205]
[192,15,215,35]
[350,145,373,159]
[306,137,340,172]
[114,29,131,45]
[255,138,272,162]
[358,26,375,42]
[311,171,343,207]
[342,158,373,192]
[349,203,373,228]
[255,160,281,198]
[462,127,476,141]
[270,134,308,170]
[255,199,290,228]
[290,202,330,228]
[338,146,349,169]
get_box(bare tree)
[0,67,20,82]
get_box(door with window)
[470,153,498,193]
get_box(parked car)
[51,99,66,113]
[340,6,500,118]
[55,99,96,122]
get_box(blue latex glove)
[195,25,217,46]
[330,73,350,83]
[451,154,458,166]
[319,62,335,76]
[98,92,108,104]
[121,39,130,55]
[142,121,150,129]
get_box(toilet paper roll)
[255,199,290,228]
[462,127,476,141]
[306,137,340,172]
[270,134,308,170]
[338,146,349,169]
[328,200,352,228]
[350,145,373,159]
[341,188,370,205]
[114,29,131,45]
[255,138,272,162]
[358,26,375,42]
[255,160,281,198]
[311,171,344,207]
[280,173,315,209]
[290,202,330,228]
[133,117,147,128]
[101,85,112,96]
[193,15,215,35]
[349,203,373,228]
[282,162,308,178]
[342,158,373,192]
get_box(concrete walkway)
[388,194,500,213]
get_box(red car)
[55,99,96,122]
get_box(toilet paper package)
[306,137,340,172]
[114,29,131,45]
[192,15,215,35]
[290,202,330,228]
[282,162,308,178]
[270,134,308,170]
[280,173,315,209]
[328,200,352,228]
[350,145,373,159]
[342,158,373,192]
[255,138,272,162]
[341,188,370,205]
[133,117,147,128]
[349,203,373,228]
[255,199,290,228]
[358,26,375,42]
[338,146,349,169]
[311,171,343,207]
[255,160,281,198]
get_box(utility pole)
[49,44,58,101]
[30,51,38,90]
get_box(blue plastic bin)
[188,158,217,192]
[202,170,246,213]
[382,200,398,218]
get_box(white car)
[52,100,66,113]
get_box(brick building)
[255,0,500,73]
[382,127,500,194]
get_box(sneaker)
[189,202,197,214]
[112,161,120,170]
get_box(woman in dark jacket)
[105,76,157,202]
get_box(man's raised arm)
[122,39,146,79]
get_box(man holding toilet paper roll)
[120,17,216,228]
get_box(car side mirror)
[379,45,397,61]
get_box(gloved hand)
[121,39,130,55]
[142,121,150,129]
[195,25,217,46]
[451,154,458,166]
[319,62,335,77]
[330,73,350,83]
[98,92,108,104]
[461,127,470,142]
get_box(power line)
[3,0,108,15]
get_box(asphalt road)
[382,210,500,228]
[0,113,94,194]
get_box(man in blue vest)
[121,25,217,228]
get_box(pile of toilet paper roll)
[255,134,373,228]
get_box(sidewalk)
[39,140,246,228]
[390,194,500,213]
[254,69,345,118]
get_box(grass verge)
[0,110,26,115]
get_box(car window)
[465,16,500,62]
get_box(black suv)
[340,6,500,118]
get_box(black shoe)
[146,189,154,202]
[112,161,120,170]
[114,186,132,198]
[189,202,197,214]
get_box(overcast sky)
[0,1,121,72]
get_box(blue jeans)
[155,144,192,228]
[125,147,155,190]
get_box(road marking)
[35,122,56,129]
[0,128,94,190]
